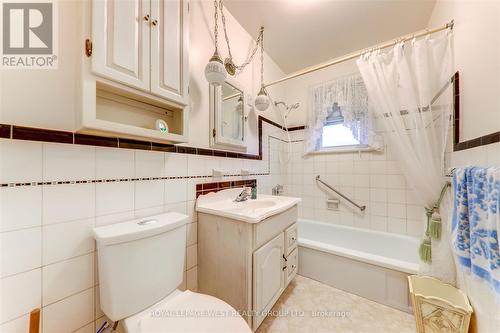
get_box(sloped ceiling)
[224,0,436,74]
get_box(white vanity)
[196,189,301,330]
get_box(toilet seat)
[123,290,251,333]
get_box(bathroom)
[1,0,499,332]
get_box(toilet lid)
[124,290,252,333]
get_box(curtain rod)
[263,20,454,88]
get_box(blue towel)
[452,167,500,293]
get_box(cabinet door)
[92,0,150,90]
[253,233,285,329]
[150,0,189,105]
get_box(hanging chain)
[219,0,232,59]
[218,0,264,74]
[260,27,264,87]
[213,0,219,54]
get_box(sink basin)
[196,188,301,223]
[228,200,277,212]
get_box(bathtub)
[297,219,420,312]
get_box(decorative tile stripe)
[0,174,266,188]
[195,179,257,198]
[453,131,500,152]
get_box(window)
[318,103,365,150]
[321,123,360,148]
[306,73,377,153]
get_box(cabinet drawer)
[254,205,297,249]
[285,247,298,286]
[284,223,298,256]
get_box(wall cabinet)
[92,0,188,105]
[198,206,298,331]
[78,0,189,143]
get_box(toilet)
[93,212,251,333]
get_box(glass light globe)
[254,90,270,111]
[205,55,227,86]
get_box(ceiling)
[224,0,436,74]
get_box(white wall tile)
[165,179,187,204]
[135,150,165,178]
[387,189,406,204]
[42,288,93,333]
[74,322,95,333]
[388,218,406,234]
[370,216,388,231]
[1,269,41,323]
[388,203,406,219]
[165,202,187,216]
[95,147,134,179]
[43,219,94,265]
[187,155,205,176]
[43,144,95,181]
[1,227,41,277]
[165,153,187,177]
[95,182,134,217]
[386,175,406,189]
[0,314,29,333]
[186,244,197,270]
[95,211,135,227]
[186,200,197,223]
[0,140,42,183]
[134,206,164,219]
[186,266,198,291]
[43,184,95,225]
[186,222,197,246]
[0,186,42,232]
[370,202,387,217]
[135,180,164,210]
[43,254,94,306]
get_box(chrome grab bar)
[316,175,366,212]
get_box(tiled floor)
[257,275,416,333]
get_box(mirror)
[209,80,247,150]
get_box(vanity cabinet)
[198,205,298,331]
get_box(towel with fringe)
[452,166,500,293]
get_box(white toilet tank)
[93,212,188,321]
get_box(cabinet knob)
[152,19,158,26]
[282,265,287,271]
[144,14,150,21]
[291,237,296,241]
[292,264,296,269]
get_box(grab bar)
[316,175,366,212]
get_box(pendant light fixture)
[204,0,227,86]
[205,0,270,111]
[254,30,270,111]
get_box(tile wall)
[0,122,283,333]
[278,130,424,237]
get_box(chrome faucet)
[272,184,284,196]
[234,187,251,202]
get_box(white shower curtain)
[357,32,455,283]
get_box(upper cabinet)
[150,0,189,105]
[92,0,151,91]
[78,0,189,143]
[92,0,188,104]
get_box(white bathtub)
[297,219,420,312]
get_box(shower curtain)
[356,32,455,282]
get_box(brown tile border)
[74,134,118,148]
[12,126,73,144]
[0,116,297,161]
[195,179,257,198]
[0,124,10,138]
[453,131,500,152]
